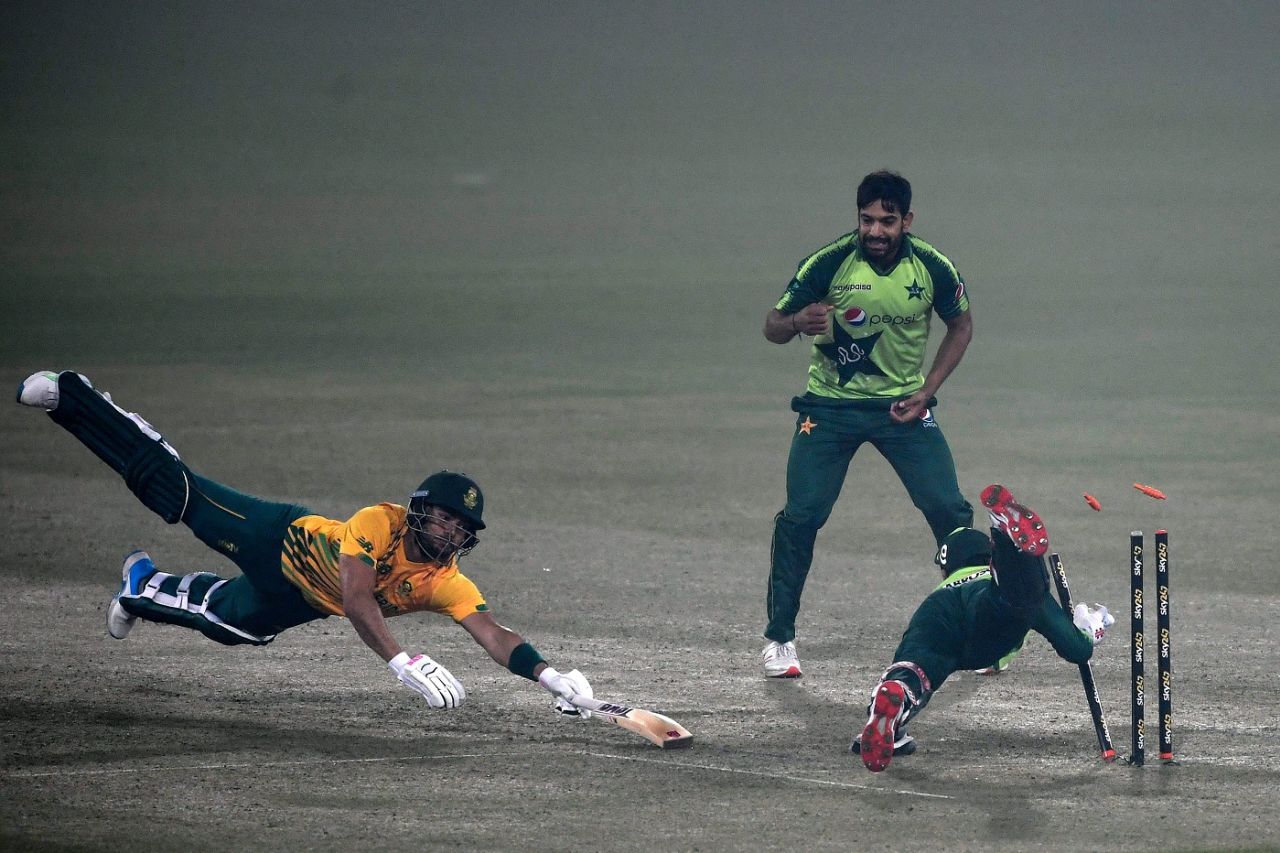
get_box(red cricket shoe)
[981,484,1049,556]
[859,680,909,772]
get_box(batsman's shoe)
[850,730,917,758]
[16,370,60,411]
[761,640,802,679]
[859,680,910,772]
[107,550,154,640]
[981,483,1048,556]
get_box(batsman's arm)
[460,611,594,717]
[460,611,543,675]
[339,553,404,662]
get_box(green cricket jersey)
[775,232,968,400]
[931,564,1094,668]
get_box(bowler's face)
[858,200,913,263]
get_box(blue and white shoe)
[16,371,61,411]
[107,550,154,639]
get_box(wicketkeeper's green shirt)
[932,564,1095,667]
[775,232,968,400]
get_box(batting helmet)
[410,470,485,531]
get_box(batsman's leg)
[179,473,313,595]
[110,550,325,645]
[109,550,275,645]
[19,370,190,523]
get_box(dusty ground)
[3,3,1278,851]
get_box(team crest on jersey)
[843,307,868,326]
[399,580,413,596]
[816,323,888,385]
[463,487,479,509]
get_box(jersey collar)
[936,564,992,590]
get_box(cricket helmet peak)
[935,527,992,576]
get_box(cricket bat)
[569,695,694,749]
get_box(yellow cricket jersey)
[279,503,487,622]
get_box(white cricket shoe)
[16,370,60,410]
[107,550,155,640]
[762,640,803,679]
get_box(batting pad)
[49,372,190,523]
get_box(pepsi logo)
[844,307,868,326]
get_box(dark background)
[3,3,1277,850]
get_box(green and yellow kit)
[764,232,973,645]
[775,231,968,400]
[894,558,1094,695]
[282,503,486,622]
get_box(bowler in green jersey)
[760,170,974,678]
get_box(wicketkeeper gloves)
[538,667,594,719]
[1072,603,1115,645]
[388,652,466,709]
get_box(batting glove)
[1072,603,1115,645]
[538,667,594,719]
[388,652,466,710]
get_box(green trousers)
[42,372,327,644]
[183,474,326,638]
[886,534,1059,713]
[765,395,972,643]
[120,472,326,644]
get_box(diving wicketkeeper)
[853,484,1114,771]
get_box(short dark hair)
[856,170,912,215]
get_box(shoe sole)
[860,682,906,772]
[764,667,803,679]
[851,735,916,757]
[981,484,1049,556]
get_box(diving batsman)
[15,369,595,718]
